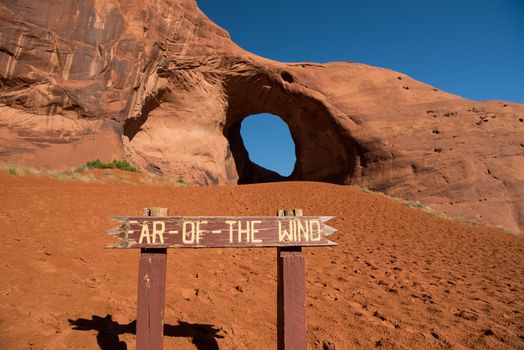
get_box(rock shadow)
[69,314,223,350]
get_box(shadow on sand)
[69,314,224,350]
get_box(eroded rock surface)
[1,0,523,231]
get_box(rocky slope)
[0,0,523,231]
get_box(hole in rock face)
[280,71,294,83]
[223,71,369,185]
[240,113,296,178]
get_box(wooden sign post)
[108,208,336,350]
[136,207,168,350]
[277,209,307,350]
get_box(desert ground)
[0,170,522,350]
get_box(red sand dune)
[0,171,522,349]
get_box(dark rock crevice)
[123,89,168,141]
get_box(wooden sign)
[107,208,337,350]
[108,216,336,248]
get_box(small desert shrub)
[5,166,20,176]
[0,164,99,182]
[401,200,425,209]
[139,174,189,187]
[1,165,42,176]
[48,171,81,181]
[496,226,519,235]
[423,208,441,217]
[176,178,188,187]
[100,171,133,184]
[400,200,443,217]
[466,219,480,226]
[110,160,138,172]
[85,159,137,172]
[78,174,97,183]
[24,167,42,176]
[355,184,373,193]
[354,184,444,218]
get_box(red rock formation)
[1,0,523,232]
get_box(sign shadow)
[69,314,224,350]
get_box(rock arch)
[223,70,363,184]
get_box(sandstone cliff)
[1,0,523,232]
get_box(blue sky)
[198,0,524,176]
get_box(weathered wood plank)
[136,207,168,350]
[108,215,337,248]
[277,209,307,350]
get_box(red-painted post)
[277,209,307,350]
[136,207,168,350]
